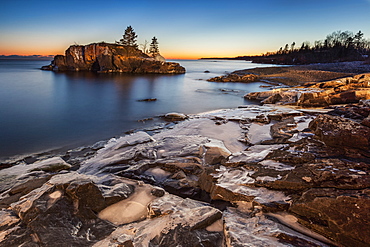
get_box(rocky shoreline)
[208,61,370,86]
[1,63,370,246]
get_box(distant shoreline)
[0,55,54,60]
[0,58,53,61]
[225,61,370,86]
[200,56,255,61]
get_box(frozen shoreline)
[2,102,369,246]
[1,63,370,246]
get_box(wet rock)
[265,148,316,165]
[0,209,21,242]
[200,139,232,165]
[3,105,370,247]
[258,158,370,192]
[29,157,71,172]
[290,188,370,247]
[163,112,188,121]
[0,176,52,209]
[245,73,370,107]
[79,131,155,174]
[208,73,258,83]
[1,173,136,246]
[327,104,370,121]
[137,98,157,102]
[0,157,71,195]
[228,144,286,164]
[309,114,370,150]
[269,117,297,142]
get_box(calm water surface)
[0,59,276,160]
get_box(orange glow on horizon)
[164,52,262,60]
[0,47,262,60]
[0,49,64,57]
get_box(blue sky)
[1,0,370,58]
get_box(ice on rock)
[0,157,70,192]
[94,194,222,247]
[98,183,162,225]
[228,144,286,164]
[256,175,283,182]
[79,131,155,174]
[144,167,171,182]
[247,122,273,144]
[199,105,274,121]
[266,212,338,246]
[259,159,295,171]
[214,166,255,185]
[223,208,332,247]
[212,166,289,204]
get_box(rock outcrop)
[207,73,259,83]
[42,43,185,74]
[245,73,370,107]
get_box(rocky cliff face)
[42,43,185,74]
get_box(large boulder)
[43,43,185,74]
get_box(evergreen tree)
[149,36,159,57]
[291,42,296,52]
[354,30,364,49]
[120,26,138,48]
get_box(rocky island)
[41,42,185,74]
[1,62,370,247]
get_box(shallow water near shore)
[0,59,277,160]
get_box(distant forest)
[203,30,370,65]
[255,30,370,64]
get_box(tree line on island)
[254,30,370,64]
[115,26,160,58]
[203,30,370,65]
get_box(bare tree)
[140,40,149,54]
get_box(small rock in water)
[138,98,157,102]
[164,112,188,121]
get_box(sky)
[1,0,370,59]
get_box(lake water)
[0,59,276,160]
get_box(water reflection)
[0,60,274,159]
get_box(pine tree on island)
[120,26,138,48]
[149,37,159,57]
[149,36,165,62]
